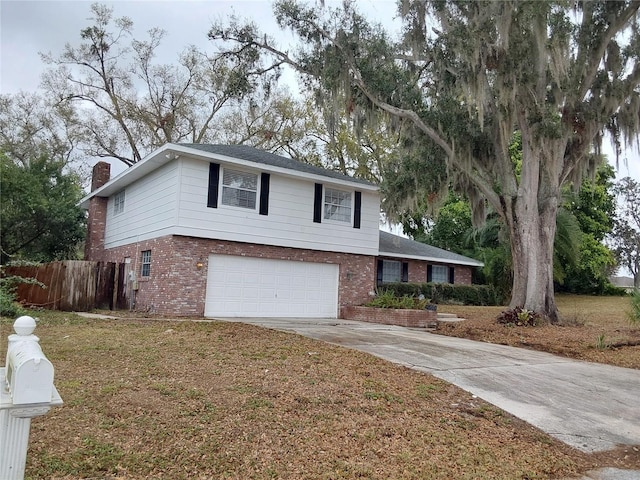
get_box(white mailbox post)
[1,316,62,480]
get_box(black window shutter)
[402,262,409,282]
[427,265,433,283]
[377,259,384,285]
[259,173,270,215]
[207,163,220,208]
[353,191,362,229]
[313,183,323,223]
[448,266,455,284]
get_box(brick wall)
[99,235,376,316]
[95,233,475,316]
[454,266,473,285]
[84,162,111,261]
[340,305,437,328]
[377,258,475,286]
[407,260,427,283]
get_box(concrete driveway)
[218,317,640,456]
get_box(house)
[80,143,483,318]
[610,276,635,293]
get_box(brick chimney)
[84,162,111,261]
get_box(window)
[221,168,258,209]
[377,260,409,285]
[431,265,449,283]
[324,188,351,222]
[114,190,125,215]
[141,250,151,277]
[381,260,402,283]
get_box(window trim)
[220,167,259,211]
[323,187,352,224]
[431,264,450,284]
[113,190,125,215]
[381,259,402,283]
[377,259,409,285]
[140,250,151,277]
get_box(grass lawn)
[1,294,638,479]
[437,294,640,369]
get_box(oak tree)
[210,0,640,322]
[0,153,86,263]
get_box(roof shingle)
[379,231,484,267]
[180,144,375,186]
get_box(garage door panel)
[205,255,338,318]
[290,290,307,301]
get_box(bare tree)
[40,3,278,167]
[0,92,80,167]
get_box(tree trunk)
[505,131,562,324]
[506,199,560,323]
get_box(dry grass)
[2,295,639,479]
[436,294,640,369]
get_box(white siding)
[104,161,179,248]
[175,156,379,256]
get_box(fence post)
[1,316,63,480]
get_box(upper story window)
[221,168,258,209]
[114,190,125,215]
[324,188,351,223]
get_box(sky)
[0,0,398,93]
[1,0,638,181]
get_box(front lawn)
[2,296,639,479]
[0,311,633,479]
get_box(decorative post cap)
[13,316,36,336]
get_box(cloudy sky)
[1,0,638,181]
[0,0,397,93]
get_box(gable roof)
[79,143,376,208]
[181,144,375,187]
[378,231,484,267]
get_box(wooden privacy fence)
[5,260,129,311]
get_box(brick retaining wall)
[340,305,437,328]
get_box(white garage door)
[204,255,339,318]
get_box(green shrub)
[595,333,610,350]
[381,282,503,306]
[0,279,25,318]
[366,289,429,310]
[496,306,541,326]
[629,289,640,326]
[601,283,630,296]
[0,268,44,318]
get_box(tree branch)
[576,2,640,101]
